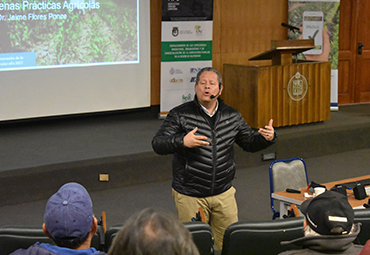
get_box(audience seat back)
[104,222,214,255]
[183,221,214,255]
[0,225,103,255]
[104,224,123,252]
[221,217,304,255]
[0,226,52,255]
[354,208,370,245]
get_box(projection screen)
[0,0,150,121]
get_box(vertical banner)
[287,0,340,110]
[160,0,214,116]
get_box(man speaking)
[152,67,277,249]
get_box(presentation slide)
[0,0,150,121]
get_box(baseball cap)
[299,190,354,235]
[44,182,94,240]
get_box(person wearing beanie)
[278,190,363,254]
[10,182,106,255]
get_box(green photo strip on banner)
[288,0,340,109]
[288,0,340,69]
[160,0,213,115]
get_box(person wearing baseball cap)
[279,190,363,254]
[10,182,106,255]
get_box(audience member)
[10,182,106,255]
[278,190,363,254]
[108,207,200,255]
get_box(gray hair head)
[195,67,222,86]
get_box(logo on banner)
[169,67,183,75]
[171,27,194,37]
[170,78,183,83]
[190,68,201,73]
[172,27,179,37]
[195,25,202,35]
[287,72,308,101]
[182,93,192,103]
[190,77,197,83]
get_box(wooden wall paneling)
[310,63,317,121]
[211,0,222,71]
[222,64,258,125]
[303,64,310,123]
[256,67,272,127]
[283,65,293,125]
[338,0,357,104]
[316,63,324,122]
[321,63,331,120]
[280,65,289,126]
[338,0,352,50]
[217,0,287,73]
[219,0,253,54]
[300,64,310,124]
[338,60,350,95]
[319,63,327,118]
[357,57,370,102]
[290,64,301,125]
[275,65,284,127]
[150,0,162,105]
[302,63,310,124]
[150,56,161,105]
[280,64,291,127]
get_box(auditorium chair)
[0,225,103,255]
[0,226,53,255]
[354,208,370,245]
[104,222,214,255]
[221,217,304,255]
[104,224,123,252]
[269,158,309,219]
[183,221,214,255]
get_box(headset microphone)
[210,85,221,99]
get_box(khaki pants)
[172,187,238,250]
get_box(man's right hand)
[183,127,210,148]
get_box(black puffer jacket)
[152,97,276,197]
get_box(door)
[354,0,370,102]
[338,0,370,104]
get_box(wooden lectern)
[222,39,331,129]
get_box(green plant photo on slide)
[0,0,138,66]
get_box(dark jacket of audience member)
[108,207,200,255]
[279,191,363,254]
[10,182,106,255]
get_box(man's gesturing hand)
[258,119,275,141]
[183,127,210,148]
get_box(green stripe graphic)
[161,41,212,62]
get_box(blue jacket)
[10,243,107,255]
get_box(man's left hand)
[258,119,274,141]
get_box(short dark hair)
[108,208,200,255]
[53,231,90,249]
[195,67,222,86]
